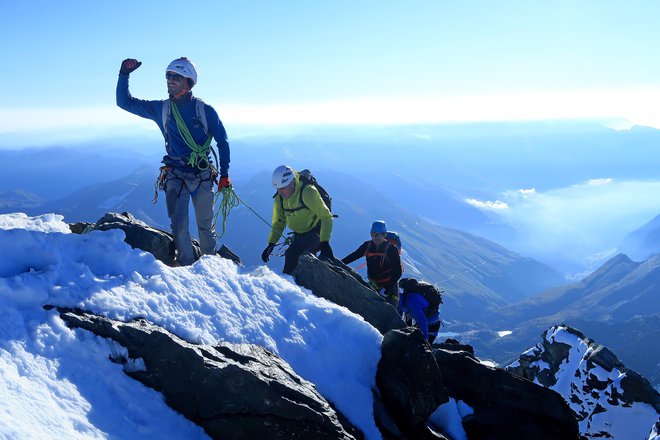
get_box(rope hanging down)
[213,187,239,238]
[170,101,213,170]
[212,186,273,239]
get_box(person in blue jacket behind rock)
[116,57,232,266]
[398,277,443,343]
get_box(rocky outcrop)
[55,308,361,440]
[507,325,660,440]
[292,254,405,335]
[69,212,242,266]
[376,328,448,438]
[434,340,581,440]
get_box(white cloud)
[586,178,613,186]
[517,188,537,197]
[482,179,660,266]
[412,133,432,140]
[465,198,509,210]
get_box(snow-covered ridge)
[0,213,382,439]
[508,325,660,440]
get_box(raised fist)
[119,58,142,75]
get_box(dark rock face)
[57,309,361,440]
[69,212,242,267]
[376,328,448,437]
[434,344,581,440]
[91,212,179,265]
[507,325,660,439]
[292,254,405,335]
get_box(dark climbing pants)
[283,225,321,275]
[428,321,442,344]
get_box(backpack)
[398,277,443,310]
[385,231,402,255]
[278,169,337,217]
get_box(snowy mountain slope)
[507,325,659,440]
[0,213,383,439]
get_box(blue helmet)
[370,220,387,234]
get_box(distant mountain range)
[496,253,659,324]
[1,161,563,323]
[4,120,660,276]
[462,252,660,390]
[621,214,660,261]
[0,189,43,210]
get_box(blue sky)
[3,1,660,139]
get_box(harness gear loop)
[152,166,170,204]
[273,233,295,256]
[170,100,213,171]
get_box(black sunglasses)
[371,232,387,238]
[166,73,184,82]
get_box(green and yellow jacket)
[267,172,333,244]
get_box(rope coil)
[170,101,213,171]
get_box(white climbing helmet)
[166,57,198,85]
[272,165,295,189]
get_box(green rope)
[214,187,239,238]
[170,101,213,170]
[232,191,274,229]
[212,186,291,252]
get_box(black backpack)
[278,169,336,216]
[399,277,443,310]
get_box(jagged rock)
[217,244,244,266]
[69,212,242,267]
[434,347,580,440]
[507,324,660,439]
[376,327,448,437]
[648,421,659,440]
[91,212,178,265]
[291,253,405,335]
[69,221,94,234]
[434,338,475,356]
[56,308,361,440]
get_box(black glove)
[318,241,334,259]
[261,243,275,263]
[119,58,142,75]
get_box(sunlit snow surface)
[0,213,384,439]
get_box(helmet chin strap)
[170,80,190,100]
[171,86,190,100]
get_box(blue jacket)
[399,293,441,340]
[116,74,230,175]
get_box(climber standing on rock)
[116,57,232,266]
[261,165,335,274]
